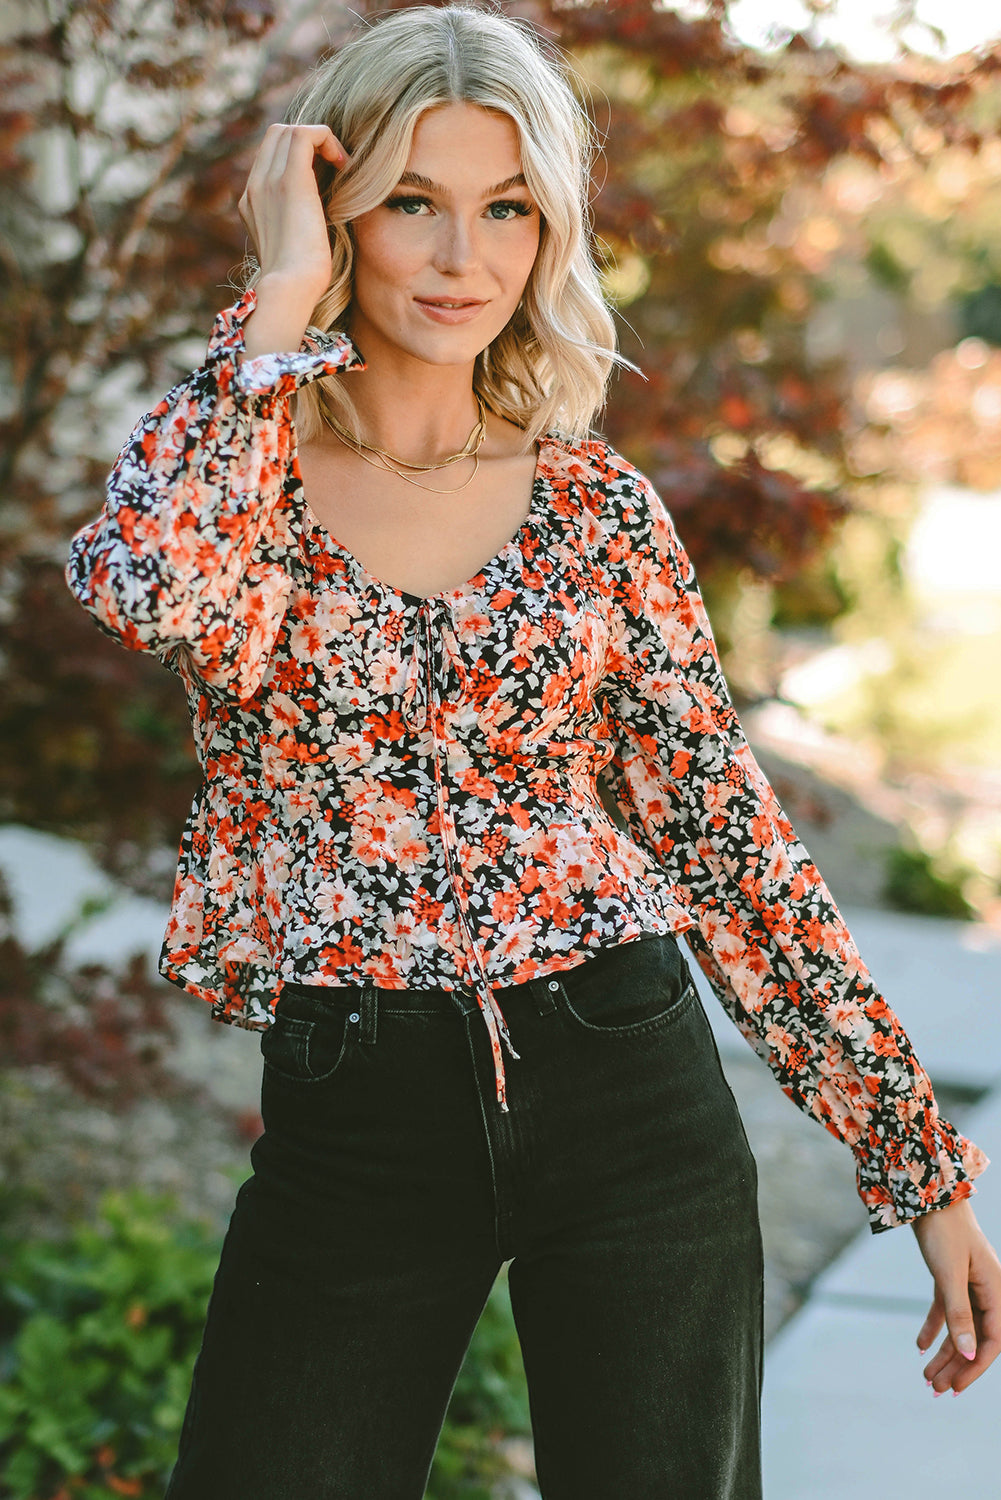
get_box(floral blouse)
[65,286,988,1232]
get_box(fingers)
[920,1251,1001,1393]
[920,1281,976,1394]
[957,1262,1001,1390]
[271,123,295,179]
[285,127,350,191]
[943,1284,978,1363]
[241,122,283,206]
[923,1334,962,1391]
[916,1287,945,1354]
[255,121,286,173]
[237,123,345,289]
[926,1325,998,1396]
[247,124,348,191]
[314,127,351,166]
[280,123,350,168]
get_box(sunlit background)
[703,0,995,62]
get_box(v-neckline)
[293,437,549,608]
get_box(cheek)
[509,229,541,294]
[513,217,542,269]
[352,224,421,291]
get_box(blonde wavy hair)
[253,3,621,446]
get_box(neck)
[340,349,484,467]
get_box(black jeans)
[164,934,763,1499]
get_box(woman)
[65,6,1000,1497]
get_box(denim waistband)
[279,969,561,1022]
[279,933,686,1044]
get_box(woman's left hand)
[911,1196,1001,1393]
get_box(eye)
[487,200,534,221]
[384,194,433,215]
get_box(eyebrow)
[394,171,529,197]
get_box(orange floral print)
[65,287,988,1231]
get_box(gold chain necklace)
[335,395,487,470]
[343,442,482,494]
[327,397,487,494]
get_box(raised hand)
[238,123,350,358]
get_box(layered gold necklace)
[327,396,488,494]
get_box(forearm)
[241,273,325,361]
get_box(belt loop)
[360,984,378,1045]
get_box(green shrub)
[883,845,976,921]
[0,1191,218,1499]
[0,1190,533,1499]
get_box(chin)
[355,305,515,370]
[411,341,492,367]
[396,327,505,368]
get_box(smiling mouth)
[412,296,488,327]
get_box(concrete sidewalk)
[731,908,1001,1500]
[762,1087,1001,1499]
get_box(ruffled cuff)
[206,286,365,397]
[858,1118,989,1234]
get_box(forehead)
[406,102,523,177]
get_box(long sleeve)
[594,448,989,1233]
[65,288,364,701]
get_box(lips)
[415,297,485,308]
[413,296,488,325]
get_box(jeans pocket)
[557,935,696,1035]
[260,1006,354,1084]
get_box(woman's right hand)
[238,123,350,305]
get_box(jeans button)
[348,1012,360,1023]
[548,980,560,992]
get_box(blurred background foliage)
[3,1,1001,1492]
[0,1189,531,1499]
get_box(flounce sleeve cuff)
[856,1112,989,1233]
[207,286,366,397]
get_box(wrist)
[242,274,328,361]
[911,1195,977,1237]
[255,271,328,316]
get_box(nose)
[432,213,480,276]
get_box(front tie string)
[472,973,520,1113]
[401,607,430,734]
[400,596,519,1110]
[401,596,468,734]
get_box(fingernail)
[953,1389,962,1397]
[925,1379,933,1387]
[932,1389,943,1398]
[956,1334,976,1360]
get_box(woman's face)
[346,101,541,373]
